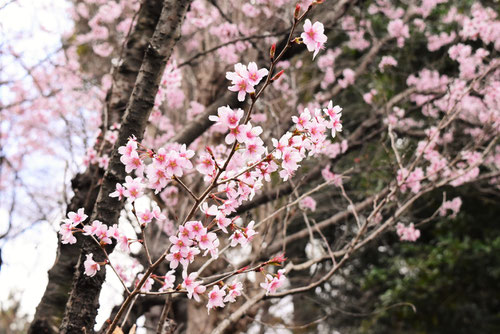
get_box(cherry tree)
[1,0,499,333]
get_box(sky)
[0,0,72,320]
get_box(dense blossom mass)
[49,0,499,320]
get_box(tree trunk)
[28,1,164,333]
[59,1,193,332]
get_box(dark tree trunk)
[59,1,193,332]
[28,1,164,333]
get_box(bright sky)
[0,0,72,320]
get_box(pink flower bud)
[294,4,301,19]
[271,69,285,82]
[270,43,276,59]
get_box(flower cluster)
[209,280,245,312]
[59,207,132,277]
[439,197,462,218]
[226,62,268,101]
[113,138,195,196]
[166,219,219,270]
[275,100,343,181]
[59,208,88,244]
[396,222,421,242]
[62,5,341,316]
[397,167,425,194]
[260,269,286,295]
[182,272,206,301]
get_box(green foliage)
[358,189,500,333]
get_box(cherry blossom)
[299,196,317,211]
[388,19,410,47]
[396,223,421,242]
[109,182,126,200]
[226,63,255,101]
[166,250,187,269]
[378,55,398,72]
[260,269,286,295]
[136,273,154,293]
[206,285,226,312]
[223,281,243,303]
[301,19,328,59]
[59,222,77,245]
[84,253,100,277]
[440,197,463,218]
[208,106,244,130]
[188,282,206,302]
[159,270,176,292]
[67,208,88,225]
[122,176,144,201]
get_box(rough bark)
[28,172,99,334]
[28,2,165,333]
[59,1,193,332]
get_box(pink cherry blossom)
[299,196,317,211]
[120,151,144,176]
[378,56,398,72]
[363,89,378,104]
[206,285,226,312]
[84,253,100,277]
[321,165,343,186]
[166,250,187,269]
[170,235,193,253]
[292,109,312,131]
[122,176,144,201]
[67,208,88,225]
[196,152,216,176]
[226,64,254,101]
[138,209,154,224]
[440,197,463,218]
[260,269,286,295]
[136,273,154,293]
[198,232,218,250]
[200,202,219,216]
[388,19,410,47]
[59,221,77,244]
[281,147,302,172]
[246,62,268,86]
[188,282,206,302]
[229,230,245,247]
[109,182,126,200]
[182,271,200,295]
[185,220,206,240]
[215,213,231,233]
[301,19,328,59]
[159,270,176,292]
[209,105,244,130]
[82,220,103,237]
[225,125,246,145]
[396,223,421,242]
[338,68,355,88]
[224,281,243,303]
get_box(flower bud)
[270,43,276,59]
[294,4,300,20]
[205,146,214,155]
[271,69,285,82]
